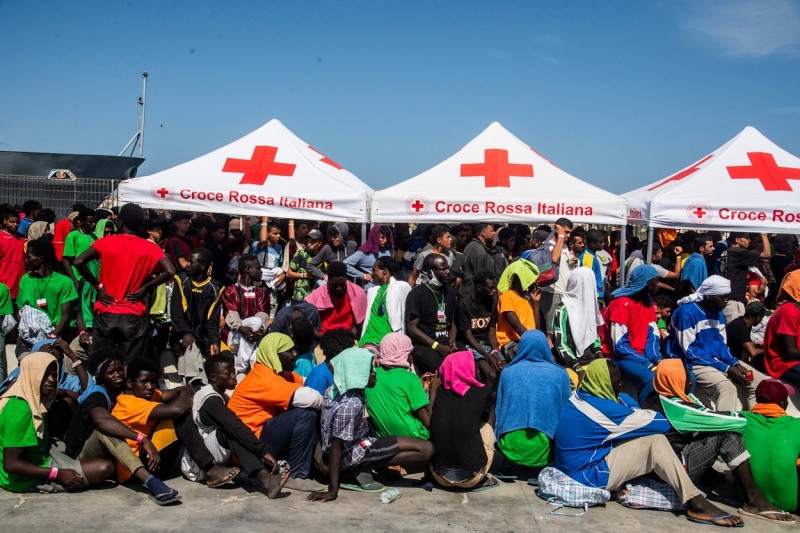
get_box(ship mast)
[119,70,149,158]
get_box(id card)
[243,291,255,299]
[36,298,47,308]
[437,305,446,323]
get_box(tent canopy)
[118,119,372,221]
[370,122,627,224]
[625,126,800,233]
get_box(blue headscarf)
[612,264,658,299]
[494,330,571,440]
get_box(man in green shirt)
[62,208,98,330]
[16,240,78,346]
[0,282,13,381]
[287,229,323,304]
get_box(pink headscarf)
[440,351,484,396]
[378,332,413,370]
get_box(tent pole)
[619,225,627,288]
[646,226,654,265]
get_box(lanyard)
[35,273,53,302]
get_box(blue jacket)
[554,390,670,488]
[669,301,738,372]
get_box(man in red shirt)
[74,204,176,364]
[305,261,367,339]
[764,270,800,387]
[0,208,28,298]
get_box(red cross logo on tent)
[686,202,713,224]
[405,196,429,216]
[727,152,800,191]
[222,146,296,186]
[150,187,174,203]
[648,154,713,191]
[460,149,534,188]
[308,146,343,170]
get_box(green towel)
[580,359,616,401]
[498,259,539,294]
[330,347,374,400]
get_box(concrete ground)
[0,469,793,533]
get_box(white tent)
[625,126,800,233]
[118,119,372,221]
[370,122,627,224]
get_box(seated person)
[228,333,324,492]
[63,348,181,505]
[405,254,457,374]
[726,300,766,366]
[305,261,367,339]
[602,264,662,403]
[495,330,570,471]
[670,276,765,411]
[455,269,502,386]
[184,352,290,498]
[495,259,540,362]
[552,267,605,390]
[762,270,800,387]
[0,352,113,493]
[290,316,316,378]
[429,350,496,490]
[221,254,270,376]
[269,301,322,336]
[642,359,791,524]
[554,358,744,527]
[305,328,356,396]
[365,333,431,440]
[359,257,411,351]
[111,358,239,488]
[307,347,434,502]
[742,379,800,515]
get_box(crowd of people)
[0,200,799,526]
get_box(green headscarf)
[579,359,617,401]
[95,219,116,239]
[255,333,295,373]
[329,347,374,400]
[497,259,539,294]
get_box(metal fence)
[0,175,118,217]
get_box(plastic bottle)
[380,487,402,504]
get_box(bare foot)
[742,500,794,522]
[206,465,239,487]
[687,495,743,527]
[257,466,291,498]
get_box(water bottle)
[380,487,402,504]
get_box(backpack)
[521,230,560,287]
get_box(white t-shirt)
[542,238,571,295]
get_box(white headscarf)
[560,267,604,355]
[677,275,731,305]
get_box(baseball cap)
[307,229,323,241]
[755,379,796,405]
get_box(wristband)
[431,342,439,350]
[136,434,145,444]
[47,334,57,339]
[558,234,566,239]
[71,359,82,369]
[78,330,87,337]
[93,283,104,290]
[49,467,58,480]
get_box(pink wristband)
[136,434,145,444]
[49,467,58,479]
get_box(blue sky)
[2,1,799,194]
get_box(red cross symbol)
[727,152,800,191]
[410,200,425,212]
[156,188,170,198]
[222,146,296,186]
[460,149,534,188]
[308,146,343,170]
[692,207,707,219]
[648,155,713,191]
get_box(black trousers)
[93,313,150,365]
[140,412,216,477]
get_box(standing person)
[405,254,457,374]
[73,204,176,365]
[61,208,99,332]
[455,270,502,385]
[305,262,367,339]
[408,225,453,286]
[344,225,394,291]
[286,229,324,304]
[538,218,573,337]
[205,222,232,286]
[495,259,540,362]
[255,219,286,319]
[359,257,411,349]
[670,276,765,411]
[307,223,354,283]
[168,249,223,386]
[0,283,12,381]
[491,227,516,278]
[16,240,77,349]
[580,228,606,304]
[0,208,27,299]
[721,232,770,322]
[18,201,42,238]
[681,233,714,295]
[94,219,116,239]
[166,212,193,271]
[221,254,270,378]
[459,223,496,297]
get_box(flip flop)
[737,508,796,525]
[340,481,386,493]
[493,468,517,481]
[206,466,241,488]
[687,513,744,528]
[471,476,500,492]
[148,490,182,506]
